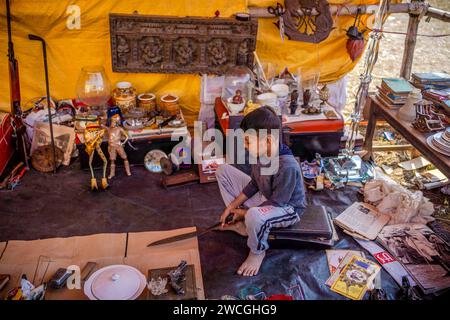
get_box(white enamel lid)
[84,265,146,300]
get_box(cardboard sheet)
[126,227,204,299]
[0,229,203,300]
[0,242,6,257]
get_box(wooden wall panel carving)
[109,14,258,74]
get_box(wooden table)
[363,95,450,178]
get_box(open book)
[334,202,390,240]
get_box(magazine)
[327,253,381,300]
[334,202,390,240]
[325,250,365,274]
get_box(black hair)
[240,106,281,134]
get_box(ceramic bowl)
[256,92,277,108]
[271,84,289,98]
[226,97,246,115]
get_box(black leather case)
[269,205,334,245]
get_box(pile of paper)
[377,224,450,295]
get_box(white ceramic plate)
[144,149,168,173]
[84,265,146,300]
[427,135,450,156]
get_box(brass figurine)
[108,114,131,179]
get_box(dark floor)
[0,163,401,299]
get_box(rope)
[370,28,450,37]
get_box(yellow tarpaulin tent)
[0,0,384,123]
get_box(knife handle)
[225,212,234,224]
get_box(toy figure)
[232,90,244,104]
[84,121,108,190]
[108,114,131,179]
[289,90,299,115]
[302,88,311,108]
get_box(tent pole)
[248,3,450,23]
[400,9,421,80]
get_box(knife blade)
[147,231,198,247]
[146,213,234,247]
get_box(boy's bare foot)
[218,221,248,237]
[237,251,265,277]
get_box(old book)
[147,265,197,300]
[325,250,365,274]
[327,254,381,300]
[334,202,390,240]
[382,78,413,94]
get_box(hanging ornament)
[346,8,365,61]
[274,0,333,43]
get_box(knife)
[147,213,234,247]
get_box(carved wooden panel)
[109,14,258,74]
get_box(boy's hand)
[230,208,247,223]
[220,207,233,227]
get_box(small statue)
[167,260,187,295]
[289,90,299,115]
[319,84,330,108]
[232,90,244,104]
[302,88,311,108]
[108,114,131,179]
[84,121,108,190]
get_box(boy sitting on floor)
[215,106,306,277]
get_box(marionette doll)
[107,113,131,179]
[84,121,108,190]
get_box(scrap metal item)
[110,14,258,74]
[167,260,188,295]
[31,145,64,173]
[48,268,74,289]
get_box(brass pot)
[160,94,180,116]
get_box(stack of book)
[411,72,450,89]
[377,78,413,108]
[422,87,450,113]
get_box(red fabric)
[0,113,15,176]
[265,294,293,300]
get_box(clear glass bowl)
[76,66,111,107]
[221,65,254,112]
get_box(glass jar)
[297,67,320,108]
[113,82,137,114]
[222,65,254,114]
[76,66,111,109]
